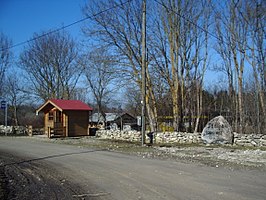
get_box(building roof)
[90,113,120,123]
[36,99,93,114]
[90,112,135,123]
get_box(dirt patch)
[0,151,92,200]
[0,165,8,200]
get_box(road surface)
[0,137,266,200]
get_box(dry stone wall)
[96,130,266,147]
[234,133,266,147]
[96,130,142,142]
[0,125,43,135]
[154,132,202,144]
[1,125,265,147]
[0,125,27,135]
[96,130,202,144]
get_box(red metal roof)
[49,99,93,111]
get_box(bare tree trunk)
[161,0,181,131]
[0,33,11,96]
[194,83,202,133]
[167,19,179,131]
[247,44,264,134]
[259,90,266,130]
[237,71,244,133]
[232,48,244,134]
[234,87,239,132]
[146,70,158,132]
[13,106,18,126]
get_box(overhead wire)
[153,0,222,42]
[0,0,132,52]
[2,0,259,53]
[152,0,256,53]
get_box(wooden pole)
[141,0,146,146]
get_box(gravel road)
[0,136,266,200]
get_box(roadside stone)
[201,116,234,145]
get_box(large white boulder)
[201,116,234,144]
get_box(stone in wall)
[201,116,234,145]
[0,125,13,135]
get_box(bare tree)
[81,48,118,125]
[230,0,249,134]
[151,0,210,131]
[20,31,81,100]
[214,0,262,133]
[214,12,237,128]
[245,0,266,133]
[125,85,142,117]
[4,72,28,126]
[0,33,12,96]
[82,0,158,131]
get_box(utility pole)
[141,0,146,146]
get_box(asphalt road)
[0,137,266,200]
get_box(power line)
[0,0,132,52]
[153,0,221,41]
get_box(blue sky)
[0,0,87,55]
[0,0,221,88]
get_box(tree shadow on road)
[1,148,109,167]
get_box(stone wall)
[96,130,202,144]
[0,125,28,135]
[96,130,266,147]
[154,132,202,144]
[96,129,142,142]
[0,125,44,136]
[234,133,266,147]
